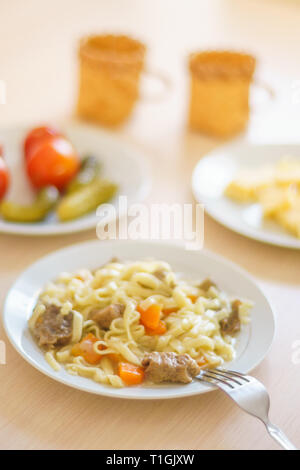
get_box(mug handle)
[252,79,275,111]
[140,68,171,102]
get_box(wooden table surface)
[0,0,300,450]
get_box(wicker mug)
[77,34,169,127]
[188,50,273,138]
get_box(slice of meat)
[142,352,200,384]
[199,278,217,291]
[33,304,73,349]
[89,303,125,330]
[220,299,241,336]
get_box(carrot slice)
[71,333,104,365]
[137,304,161,330]
[145,320,167,336]
[162,307,179,316]
[197,356,209,369]
[118,362,145,385]
[188,295,198,303]
[106,353,123,362]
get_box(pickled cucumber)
[67,156,101,194]
[57,179,118,222]
[1,186,59,223]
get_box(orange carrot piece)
[188,295,198,303]
[197,356,209,369]
[71,343,82,357]
[118,362,145,385]
[106,353,123,362]
[162,307,179,316]
[71,333,104,365]
[137,304,161,330]
[145,320,167,336]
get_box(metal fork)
[196,368,297,450]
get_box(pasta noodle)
[29,259,252,388]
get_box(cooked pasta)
[29,259,252,388]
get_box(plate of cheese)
[192,142,300,249]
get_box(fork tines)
[199,368,250,389]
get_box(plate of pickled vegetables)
[0,121,150,235]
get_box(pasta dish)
[29,259,252,388]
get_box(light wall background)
[1,0,300,132]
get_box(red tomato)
[24,126,60,160]
[26,136,80,190]
[0,157,10,199]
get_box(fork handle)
[265,422,298,450]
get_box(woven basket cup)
[77,34,146,126]
[188,51,256,138]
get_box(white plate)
[192,143,300,249]
[0,122,151,236]
[3,240,275,400]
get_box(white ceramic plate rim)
[3,240,275,400]
[192,142,300,249]
[0,122,151,236]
